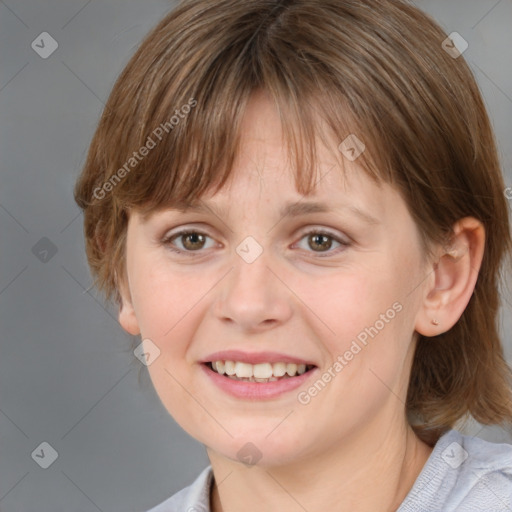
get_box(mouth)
[205,360,316,382]
[201,359,318,400]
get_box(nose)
[214,248,293,333]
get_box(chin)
[204,426,311,468]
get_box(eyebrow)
[278,201,380,225]
[170,200,380,226]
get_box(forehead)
[135,152,393,231]
[208,91,372,195]
[214,127,383,219]
[136,91,394,225]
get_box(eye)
[162,229,216,255]
[161,227,350,257]
[294,228,350,256]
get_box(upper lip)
[201,350,316,366]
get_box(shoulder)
[142,466,213,512]
[399,429,512,512]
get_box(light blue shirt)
[144,429,512,511]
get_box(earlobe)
[415,217,485,337]
[117,271,141,336]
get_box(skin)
[118,90,485,512]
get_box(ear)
[415,217,485,337]
[117,271,141,336]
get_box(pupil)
[184,233,204,249]
[310,234,330,251]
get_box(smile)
[201,359,318,400]
[208,360,315,382]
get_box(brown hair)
[74,0,512,445]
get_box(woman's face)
[119,92,432,466]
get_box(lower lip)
[201,363,317,400]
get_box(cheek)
[129,257,196,351]
[312,269,401,345]
[131,261,206,425]
[313,265,415,386]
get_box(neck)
[208,421,433,512]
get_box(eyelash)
[161,228,351,258]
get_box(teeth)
[234,362,253,378]
[253,363,273,379]
[210,360,312,379]
[286,363,297,376]
[272,362,287,377]
[224,360,236,376]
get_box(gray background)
[1,1,511,511]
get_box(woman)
[74,0,512,510]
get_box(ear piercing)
[431,318,440,326]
